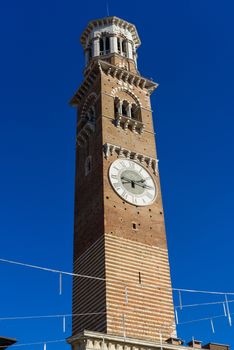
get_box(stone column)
[127,41,133,59]
[127,103,132,118]
[110,36,118,53]
[118,100,123,115]
[93,36,100,57]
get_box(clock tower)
[68,16,177,350]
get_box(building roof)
[0,337,17,349]
[80,16,141,49]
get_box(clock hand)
[130,181,154,189]
[143,184,154,189]
[121,176,132,182]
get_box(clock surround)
[109,158,157,206]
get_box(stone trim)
[67,331,185,350]
[80,16,141,49]
[70,60,158,107]
[111,87,142,107]
[103,143,159,175]
[76,122,95,147]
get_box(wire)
[1,257,234,296]
[175,299,234,309]
[0,258,104,281]
[173,287,234,296]
[178,311,234,326]
[0,312,106,321]
[0,339,65,348]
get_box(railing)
[115,113,145,134]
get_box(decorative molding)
[111,87,142,107]
[103,143,159,175]
[80,16,141,49]
[67,331,181,350]
[76,121,95,147]
[81,92,98,119]
[70,60,158,107]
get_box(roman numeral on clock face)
[122,190,128,200]
[113,182,121,190]
[145,192,154,200]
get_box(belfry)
[67,15,202,350]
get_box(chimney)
[166,337,184,346]
[188,340,202,349]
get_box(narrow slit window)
[138,272,142,284]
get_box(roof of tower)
[80,16,141,49]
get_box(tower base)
[67,331,183,350]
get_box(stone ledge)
[103,143,159,175]
[67,331,188,350]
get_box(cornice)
[80,16,141,49]
[70,60,158,107]
[103,142,159,175]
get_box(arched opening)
[122,101,128,117]
[114,97,120,116]
[122,40,128,57]
[131,103,141,121]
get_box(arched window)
[114,97,120,116]
[131,104,141,121]
[122,40,128,57]
[122,101,128,116]
[100,36,110,55]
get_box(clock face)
[109,159,157,206]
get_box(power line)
[0,258,104,281]
[178,311,234,326]
[1,257,234,296]
[0,339,65,348]
[174,287,234,296]
[175,299,234,309]
[1,299,234,322]
[0,312,106,321]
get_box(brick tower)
[68,16,177,350]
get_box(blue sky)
[0,0,234,348]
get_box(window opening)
[122,40,127,57]
[138,272,142,284]
[100,38,104,55]
[106,37,110,54]
[117,38,121,54]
